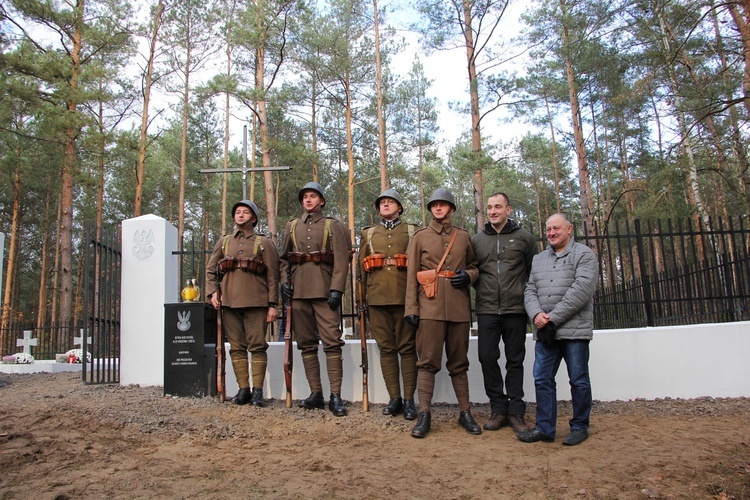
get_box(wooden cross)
[16,330,38,355]
[199,125,291,200]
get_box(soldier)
[279,182,352,417]
[206,199,280,406]
[405,188,481,438]
[359,189,419,420]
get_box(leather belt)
[437,271,457,278]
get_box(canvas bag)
[416,229,458,299]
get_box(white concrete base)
[222,321,750,404]
[0,360,82,374]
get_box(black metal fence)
[81,222,121,383]
[8,216,743,360]
[577,216,750,329]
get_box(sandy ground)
[0,372,748,499]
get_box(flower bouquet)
[64,348,91,363]
[2,355,16,364]
[14,352,34,364]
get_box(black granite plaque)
[164,303,217,397]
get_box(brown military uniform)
[359,221,418,401]
[279,210,351,394]
[206,228,280,389]
[405,219,479,412]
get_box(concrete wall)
[222,321,750,403]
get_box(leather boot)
[232,387,251,405]
[250,387,266,407]
[411,411,431,438]
[403,399,418,421]
[328,393,347,417]
[382,397,403,416]
[299,391,325,409]
[458,410,482,435]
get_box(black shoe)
[328,393,348,417]
[403,399,418,421]
[562,429,588,446]
[299,391,325,409]
[382,397,403,416]
[411,411,431,438]
[458,410,482,435]
[483,413,509,431]
[516,427,554,443]
[232,387,252,405]
[250,387,266,407]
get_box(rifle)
[356,257,369,412]
[283,267,293,408]
[216,289,226,402]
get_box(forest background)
[1,0,749,331]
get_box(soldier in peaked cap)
[404,188,481,438]
[279,182,353,416]
[206,199,280,406]
[359,189,419,420]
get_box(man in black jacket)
[471,192,537,433]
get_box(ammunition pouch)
[288,250,335,266]
[363,253,409,273]
[217,256,268,276]
[362,253,385,272]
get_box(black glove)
[450,269,471,288]
[536,321,557,347]
[281,283,294,299]
[328,290,342,310]
[406,315,420,328]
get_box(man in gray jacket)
[471,192,536,433]
[518,213,598,446]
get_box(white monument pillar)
[120,215,178,386]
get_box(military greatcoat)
[206,227,280,308]
[359,222,416,305]
[404,219,479,321]
[279,210,351,297]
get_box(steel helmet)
[298,181,326,207]
[231,199,259,226]
[374,189,404,214]
[427,188,456,211]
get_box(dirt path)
[1,373,748,499]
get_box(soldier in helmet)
[279,182,352,416]
[359,189,419,420]
[405,188,481,438]
[206,200,280,406]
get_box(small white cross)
[74,329,95,348]
[16,330,38,355]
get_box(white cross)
[16,330,38,354]
[74,329,95,348]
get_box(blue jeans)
[532,339,592,438]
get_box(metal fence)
[6,216,746,361]
[577,217,750,329]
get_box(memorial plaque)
[164,303,217,397]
